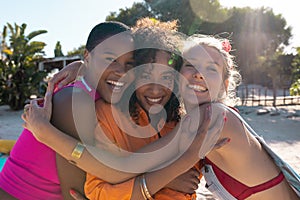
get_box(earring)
[168,53,178,66]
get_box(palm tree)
[0,23,47,110]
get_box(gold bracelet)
[141,174,154,200]
[140,175,147,200]
[71,142,85,159]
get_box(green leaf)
[27,30,47,41]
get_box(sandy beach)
[0,104,299,199]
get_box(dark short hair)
[85,21,130,52]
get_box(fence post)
[264,88,267,106]
[258,88,261,105]
[283,88,286,105]
[252,89,254,106]
[245,86,248,106]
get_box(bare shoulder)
[51,87,97,141]
[207,106,258,163]
[213,107,254,153]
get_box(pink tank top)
[0,79,100,199]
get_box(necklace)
[80,76,92,92]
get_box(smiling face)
[85,33,135,104]
[180,44,228,107]
[135,50,176,114]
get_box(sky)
[1,0,299,57]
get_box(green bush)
[0,23,47,110]
[290,79,300,96]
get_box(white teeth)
[146,97,162,103]
[107,80,125,87]
[188,84,207,92]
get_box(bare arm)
[47,60,83,93]
[23,88,139,200]
[23,97,226,179]
[23,88,139,182]
[24,99,225,199]
[23,88,202,185]
[22,91,194,177]
[84,105,215,200]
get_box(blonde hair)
[186,34,242,106]
[134,17,178,31]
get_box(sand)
[0,104,299,199]
[0,105,24,140]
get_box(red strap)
[238,172,284,199]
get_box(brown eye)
[106,57,116,62]
[162,74,174,81]
[208,65,217,72]
[184,62,194,68]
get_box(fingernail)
[69,189,76,195]
[206,105,212,119]
[207,104,211,110]
[226,138,231,143]
[224,116,227,122]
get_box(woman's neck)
[184,103,198,114]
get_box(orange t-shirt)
[84,100,199,200]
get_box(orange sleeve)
[84,173,135,200]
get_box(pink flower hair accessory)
[222,39,231,53]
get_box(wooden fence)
[236,85,300,106]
